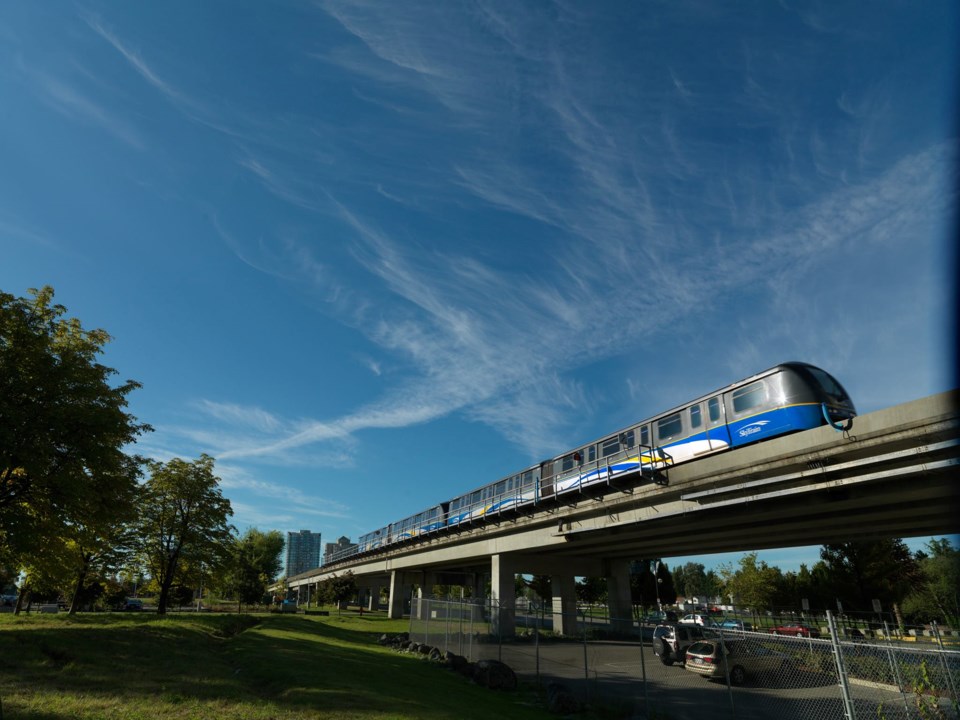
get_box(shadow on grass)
[0,613,553,720]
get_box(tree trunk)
[156,554,179,615]
[69,554,92,615]
[13,586,28,616]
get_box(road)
[428,630,959,719]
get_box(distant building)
[323,535,356,564]
[285,530,321,577]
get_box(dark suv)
[652,623,706,666]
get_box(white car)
[680,613,706,626]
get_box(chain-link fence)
[409,599,959,719]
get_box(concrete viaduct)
[284,390,959,634]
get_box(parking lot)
[412,607,959,719]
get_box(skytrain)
[345,362,856,562]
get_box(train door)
[539,460,555,500]
[705,395,732,451]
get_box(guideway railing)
[410,599,959,719]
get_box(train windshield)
[803,366,852,404]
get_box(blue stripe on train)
[727,403,823,447]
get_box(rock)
[444,651,469,671]
[472,659,517,690]
[546,682,579,715]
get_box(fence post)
[444,597,450,655]
[535,600,541,689]
[497,597,503,663]
[581,608,589,690]
[931,622,959,705]
[424,596,431,646]
[458,594,464,657]
[717,629,736,720]
[827,610,857,720]
[882,620,911,716]
[638,612,649,715]
[468,598,474,662]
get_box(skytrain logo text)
[737,420,771,438]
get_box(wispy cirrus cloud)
[147,3,954,467]
[205,137,954,463]
[19,60,144,149]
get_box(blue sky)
[2,2,956,574]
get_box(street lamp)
[652,561,662,612]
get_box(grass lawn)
[0,610,556,720]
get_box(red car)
[769,623,820,638]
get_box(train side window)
[640,425,649,446]
[690,405,702,429]
[657,413,682,441]
[621,429,635,448]
[708,397,721,422]
[601,436,620,457]
[587,445,596,462]
[732,381,766,414]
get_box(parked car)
[714,619,753,631]
[122,598,143,611]
[643,610,678,624]
[680,613,707,626]
[653,623,707,666]
[769,622,820,638]
[685,639,792,685]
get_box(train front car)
[726,363,856,447]
[782,362,857,431]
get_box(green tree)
[819,539,918,614]
[718,552,782,615]
[526,575,552,603]
[136,455,234,614]
[0,286,147,579]
[576,576,607,604]
[630,559,676,609]
[320,571,358,613]
[674,562,709,598]
[703,570,721,600]
[11,521,74,614]
[225,528,285,610]
[902,538,959,625]
[63,481,141,614]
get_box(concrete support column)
[551,574,578,636]
[366,586,377,611]
[490,554,516,637]
[605,558,634,634]
[472,572,487,603]
[388,570,410,619]
[422,571,438,598]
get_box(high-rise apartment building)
[323,535,357,565]
[284,530,321,577]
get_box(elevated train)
[346,362,856,562]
